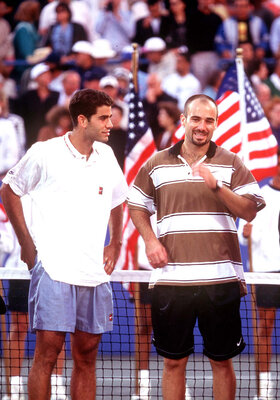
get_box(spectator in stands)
[83,69,107,90]
[0,89,26,158]
[238,41,258,76]
[269,15,280,58]
[37,104,72,142]
[203,69,225,101]
[247,58,269,89]
[91,38,117,69]
[57,70,81,107]
[38,0,96,42]
[107,104,126,170]
[186,0,222,90]
[157,101,181,150]
[99,75,129,130]
[253,0,275,31]
[133,0,170,46]
[70,40,108,87]
[164,0,187,49]
[1,88,128,400]
[142,72,177,146]
[0,68,17,101]
[142,37,176,80]
[16,62,59,149]
[264,58,280,99]
[255,81,271,109]
[162,46,201,111]
[42,2,88,57]
[264,97,280,145]
[95,0,135,54]
[0,0,14,62]
[238,148,280,400]
[12,0,41,84]
[0,91,21,179]
[214,0,270,60]
[112,67,130,101]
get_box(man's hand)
[243,222,252,238]
[145,237,168,269]
[103,241,122,275]
[20,236,37,270]
[192,163,216,190]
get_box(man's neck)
[69,130,93,160]
[180,141,209,166]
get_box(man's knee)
[71,331,101,367]
[34,331,65,368]
[209,358,235,375]
[164,357,188,372]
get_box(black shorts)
[151,282,245,361]
[8,279,30,313]
[256,284,280,308]
[139,281,152,305]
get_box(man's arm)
[0,183,36,269]
[103,203,124,275]
[129,208,168,269]
[193,164,258,222]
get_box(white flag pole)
[236,48,249,168]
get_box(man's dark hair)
[183,94,218,119]
[69,89,114,126]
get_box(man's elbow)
[243,205,257,223]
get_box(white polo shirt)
[3,133,128,286]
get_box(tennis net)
[1,269,280,400]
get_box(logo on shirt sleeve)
[99,186,103,195]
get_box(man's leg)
[162,356,188,400]
[209,358,236,400]
[70,329,102,400]
[28,330,66,400]
[258,308,276,372]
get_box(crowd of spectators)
[1,0,280,176]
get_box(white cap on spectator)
[91,39,116,59]
[99,75,118,88]
[142,37,166,52]
[30,63,50,80]
[72,41,94,57]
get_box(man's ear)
[180,113,186,125]
[77,114,88,128]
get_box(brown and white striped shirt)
[128,140,266,292]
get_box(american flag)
[172,57,278,181]
[115,74,156,272]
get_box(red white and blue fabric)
[116,75,156,273]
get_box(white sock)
[259,371,274,397]
[139,370,150,397]
[10,375,24,398]
[51,374,66,395]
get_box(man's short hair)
[69,89,114,126]
[183,94,218,119]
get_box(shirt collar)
[169,139,217,159]
[64,132,99,162]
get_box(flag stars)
[128,132,136,139]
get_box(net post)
[0,280,11,397]
[248,235,260,397]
